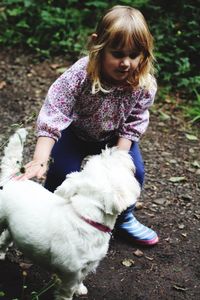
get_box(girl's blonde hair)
[87,5,155,94]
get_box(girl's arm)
[18,136,55,180]
[119,82,157,142]
[117,137,132,151]
[37,57,87,141]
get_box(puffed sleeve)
[36,57,88,141]
[119,79,157,142]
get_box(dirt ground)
[0,50,199,300]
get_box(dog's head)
[55,147,140,216]
[80,147,140,215]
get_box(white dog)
[0,129,140,300]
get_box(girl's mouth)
[117,69,129,74]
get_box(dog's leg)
[0,229,12,260]
[74,261,99,297]
[75,282,88,296]
[54,284,74,300]
[54,275,79,300]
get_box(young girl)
[23,5,159,245]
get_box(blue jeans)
[45,126,145,192]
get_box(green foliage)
[0,0,199,120]
[144,1,200,94]
[0,0,93,56]
[0,291,5,297]
[0,273,58,300]
[0,0,151,56]
[184,89,200,123]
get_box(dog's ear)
[103,192,119,215]
[103,191,133,215]
[103,180,141,215]
[55,172,80,201]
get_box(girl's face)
[101,47,142,85]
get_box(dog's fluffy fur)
[0,129,140,300]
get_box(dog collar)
[80,216,112,234]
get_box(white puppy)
[0,129,140,300]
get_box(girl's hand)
[14,136,55,181]
[15,159,48,180]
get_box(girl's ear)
[91,33,98,42]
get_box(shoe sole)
[114,230,159,246]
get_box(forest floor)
[0,50,199,300]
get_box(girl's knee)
[129,143,145,187]
[135,162,145,187]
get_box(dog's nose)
[80,155,92,170]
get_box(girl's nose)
[120,57,130,68]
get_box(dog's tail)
[0,128,27,182]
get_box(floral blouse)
[37,56,157,142]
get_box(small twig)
[31,276,59,299]
[0,112,36,151]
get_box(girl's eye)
[111,51,124,58]
[111,51,140,59]
[130,52,140,59]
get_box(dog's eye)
[80,156,92,170]
[20,167,26,174]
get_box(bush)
[0,0,148,56]
[143,1,200,99]
[0,0,199,118]
[0,0,98,57]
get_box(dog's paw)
[0,252,6,260]
[54,290,73,300]
[55,295,72,300]
[76,283,88,296]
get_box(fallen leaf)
[122,259,135,267]
[185,133,198,141]
[181,233,187,238]
[133,249,144,257]
[56,67,68,74]
[165,97,174,104]
[145,212,155,217]
[169,159,177,164]
[178,224,185,229]
[22,271,28,277]
[194,213,200,220]
[162,151,171,156]
[191,161,200,168]
[159,111,171,121]
[145,256,154,261]
[19,262,33,270]
[189,148,195,154]
[181,194,192,201]
[173,284,188,291]
[173,267,182,273]
[169,176,186,183]
[50,63,60,69]
[153,198,166,205]
[157,121,165,127]
[135,201,144,210]
[0,81,6,89]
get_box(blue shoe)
[115,206,159,246]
